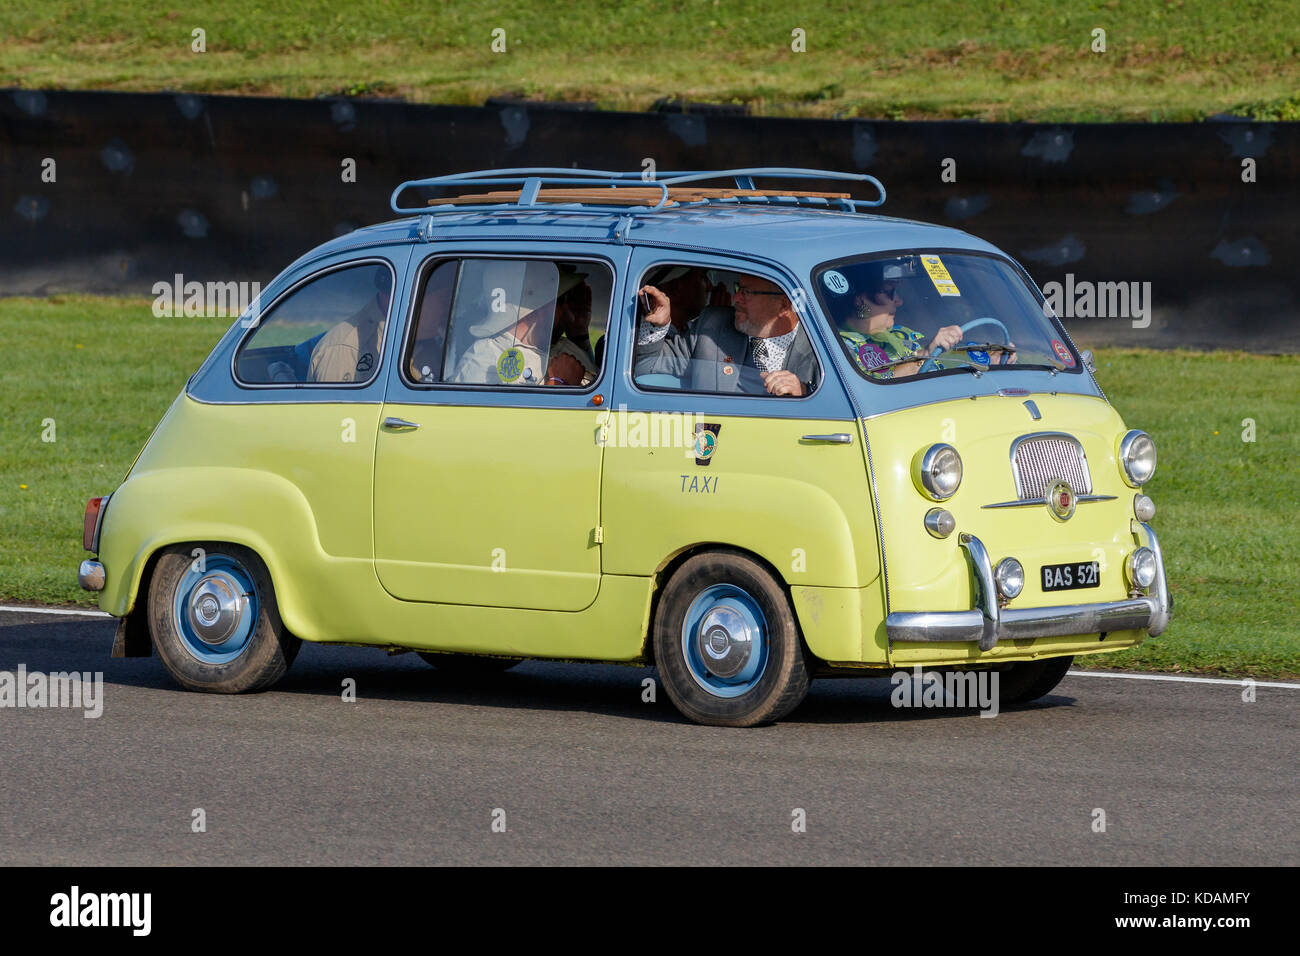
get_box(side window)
[632,264,820,397]
[235,262,393,385]
[418,258,611,388]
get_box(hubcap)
[186,573,247,644]
[172,554,258,664]
[681,584,769,698]
[696,606,753,678]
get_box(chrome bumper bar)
[886,523,1171,652]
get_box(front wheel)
[148,542,300,693]
[653,551,810,727]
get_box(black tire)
[147,542,300,694]
[653,551,810,727]
[417,652,520,674]
[996,655,1074,706]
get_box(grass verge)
[2,1,1298,121]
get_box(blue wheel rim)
[680,584,769,698]
[171,553,258,664]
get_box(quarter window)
[235,262,393,385]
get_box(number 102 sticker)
[822,270,850,294]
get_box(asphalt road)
[0,609,1295,866]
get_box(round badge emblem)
[1046,479,1076,521]
[695,430,717,460]
[496,347,525,383]
[963,341,990,365]
[1051,339,1075,367]
[823,270,850,294]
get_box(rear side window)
[404,257,611,389]
[235,262,393,385]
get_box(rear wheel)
[147,543,300,693]
[653,551,809,727]
[417,653,520,674]
[996,656,1074,705]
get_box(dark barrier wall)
[2,89,1296,350]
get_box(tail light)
[83,496,109,552]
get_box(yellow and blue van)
[79,168,1169,726]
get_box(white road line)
[1069,670,1300,690]
[0,605,112,619]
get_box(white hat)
[466,260,560,337]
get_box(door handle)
[382,417,421,431]
[801,433,852,444]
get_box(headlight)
[912,443,963,500]
[1119,430,1156,487]
[994,558,1024,600]
[1126,547,1157,590]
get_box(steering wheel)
[920,317,1013,373]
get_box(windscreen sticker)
[920,255,961,297]
[1051,339,1076,367]
[822,270,850,294]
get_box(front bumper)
[886,522,1171,652]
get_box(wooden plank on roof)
[425,186,854,207]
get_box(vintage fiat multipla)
[79,167,1169,727]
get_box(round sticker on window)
[963,342,990,365]
[1051,339,1076,367]
[496,347,526,383]
[823,270,850,294]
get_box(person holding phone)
[634,273,817,396]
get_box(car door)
[372,244,628,611]
[600,249,881,595]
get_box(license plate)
[1041,561,1100,592]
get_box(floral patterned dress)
[839,326,937,379]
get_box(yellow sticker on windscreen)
[921,255,961,296]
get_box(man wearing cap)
[647,265,715,335]
[634,275,818,396]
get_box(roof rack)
[389,167,886,216]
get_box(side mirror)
[1080,349,1096,373]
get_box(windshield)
[813,252,1080,382]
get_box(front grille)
[1012,435,1092,499]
